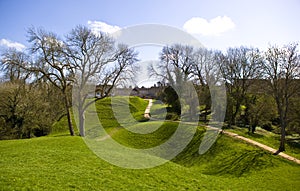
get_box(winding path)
[99,98,300,164]
[221,130,300,164]
[144,99,153,119]
[144,99,300,165]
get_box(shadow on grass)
[286,139,300,149]
[49,133,74,137]
[246,132,264,138]
[138,117,150,122]
[203,150,275,177]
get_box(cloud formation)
[183,16,235,36]
[0,39,25,51]
[87,20,121,34]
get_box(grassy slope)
[226,126,300,159]
[1,97,300,190]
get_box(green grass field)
[1,97,300,190]
[226,126,300,159]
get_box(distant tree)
[219,47,263,127]
[66,26,138,137]
[158,85,181,116]
[192,48,223,122]
[0,48,31,83]
[263,43,300,151]
[0,49,31,138]
[247,94,277,133]
[0,81,63,139]
[0,48,66,139]
[287,95,300,134]
[151,44,197,121]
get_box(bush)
[287,122,300,135]
[165,112,180,121]
[261,123,273,131]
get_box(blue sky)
[0,0,299,52]
[1,0,298,87]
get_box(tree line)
[152,43,300,152]
[0,26,138,139]
[1,26,299,152]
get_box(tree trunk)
[279,122,286,152]
[279,133,286,152]
[64,94,74,136]
[79,109,85,137]
[204,107,207,123]
[232,100,241,126]
[66,107,75,136]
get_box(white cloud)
[0,39,26,51]
[183,16,235,36]
[87,20,121,34]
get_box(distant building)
[95,82,165,98]
[131,86,162,98]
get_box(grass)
[1,96,300,190]
[226,126,300,159]
[1,130,300,190]
[149,100,168,120]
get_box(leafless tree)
[0,48,31,83]
[0,47,67,138]
[26,28,75,136]
[192,48,223,122]
[263,43,300,152]
[66,26,138,136]
[150,44,198,120]
[219,47,263,127]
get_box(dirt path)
[220,129,300,164]
[144,99,153,119]
[99,98,300,164]
[144,99,300,164]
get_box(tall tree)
[192,48,223,122]
[27,28,75,136]
[263,43,300,151]
[67,26,138,137]
[219,47,263,127]
[150,44,197,120]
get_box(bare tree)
[66,26,138,137]
[150,44,197,120]
[0,49,31,138]
[27,28,75,136]
[0,48,31,83]
[1,47,69,139]
[192,48,223,122]
[219,47,263,127]
[263,43,300,152]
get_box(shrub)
[261,123,273,131]
[165,112,180,121]
[287,121,300,135]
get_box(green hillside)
[1,96,300,190]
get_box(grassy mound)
[1,96,300,190]
[1,130,300,190]
[51,96,149,135]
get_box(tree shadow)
[286,139,300,149]
[273,150,281,155]
[246,132,264,138]
[203,150,275,177]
